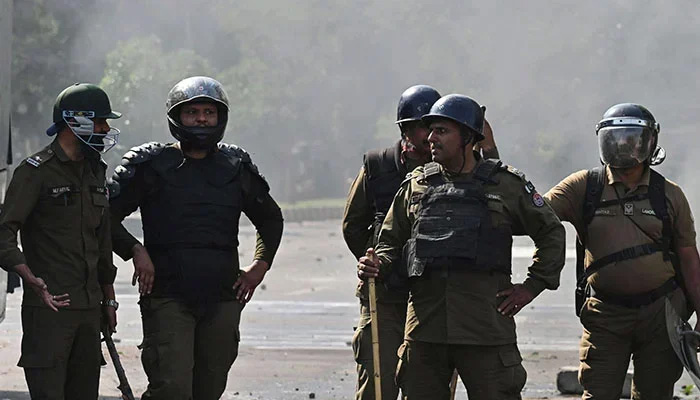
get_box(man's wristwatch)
[103,299,119,310]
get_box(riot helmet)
[166,76,229,149]
[421,94,486,143]
[596,103,663,168]
[48,83,121,154]
[396,85,441,132]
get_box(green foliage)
[99,36,212,164]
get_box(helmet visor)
[597,126,654,168]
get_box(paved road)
[0,220,697,399]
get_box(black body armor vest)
[127,144,252,306]
[404,161,512,278]
[363,140,407,243]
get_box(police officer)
[0,83,120,399]
[343,84,440,400]
[343,85,500,399]
[109,76,284,400]
[545,104,700,399]
[357,94,566,400]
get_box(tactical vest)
[363,140,407,244]
[115,142,257,305]
[404,161,512,278]
[574,166,679,315]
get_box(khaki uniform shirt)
[545,166,696,295]
[374,159,566,344]
[0,139,115,309]
[342,157,421,304]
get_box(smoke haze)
[9,0,700,207]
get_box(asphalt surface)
[0,219,698,399]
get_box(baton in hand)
[101,325,135,400]
[366,248,382,400]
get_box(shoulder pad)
[500,163,542,197]
[400,166,424,186]
[24,146,55,168]
[218,143,252,163]
[219,143,269,189]
[122,142,166,165]
[500,163,528,181]
[422,162,441,179]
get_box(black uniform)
[110,142,283,399]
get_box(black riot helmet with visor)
[166,76,230,150]
[595,103,665,168]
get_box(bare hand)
[496,284,535,317]
[233,260,269,303]
[132,244,155,295]
[103,306,118,333]
[29,277,70,312]
[357,248,381,280]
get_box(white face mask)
[63,110,120,153]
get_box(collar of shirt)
[606,164,650,193]
[50,138,72,162]
[442,151,484,179]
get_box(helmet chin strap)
[457,130,474,173]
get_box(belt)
[591,278,678,308]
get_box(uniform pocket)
[486,199,509,226]
[139,333,171,386]
[499,346,527,395]
[351,322,372,362]
[91,191,109,207]
[18,308,58,368]
[499,346,523,367]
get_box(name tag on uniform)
[624,202,634,216]
[49,185,72,198]
[594,209,615,216]
[485,193,502,201]
[641,208,656,216]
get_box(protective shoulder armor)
[24,146,55,168]
[122,142,166,165]
[110,142,165,199]
[219,143,268,189]
[218,143,252,163]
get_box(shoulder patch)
[532,192,545,207]
[25,147,55,168]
